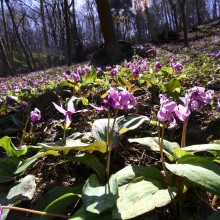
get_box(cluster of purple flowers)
[63,65,93,82]
[169,57,183,72]
[124,59,149,79]
[93,87,136,111]
[157,86,214,128]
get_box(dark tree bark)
[0,38,14,76]
[1,0,15,74]
[178,0,188,47]
[144,3,153,38]
[5,0,33,71]
[40,0,52,67]
[168,0,179,31]
[63,0,72,66]
[95,0,123,65]
[213,0,217,19]
[195,0,202,25]
[70,0,84,62]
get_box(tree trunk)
[95,0,122,65]
[1,0,15,74]
[213,0,217,19]
[40,0,52,67]
[178,0,188,47]
[144,5,153,38]
[168,0,179,31]
[195,0,202,25]
[5,0,33,71]
[63,0,72,66]
[70,0,84,62]
[0,38,15,76]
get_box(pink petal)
[52,102,67,115]
[67,97,75,113]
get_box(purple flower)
[175,104,191,122]
[1,85,7,92]
[30,108,41,121]
[82,65,91,74]
[174,62,183,72]
[132,67,142,79]
[77,67,83,76]
[6,96,16,105]
[106,66,111,71]
[157,95,178,128]
[96,67,102,73]
[0,204,2,220]
[53,97,87,127]
[63,72,69,80]
[154,61,163,71]
[110,68,118,77]
[71,72,81,82]
[66,69,72,75]
[91,88,136,111]
[184,86,214,110]
[169,58,183,72]
[20,101,28,108]
[117,90,136,110]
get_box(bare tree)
[95,0,122,65]
[40,0,52,67]
[5,0,34,70]
[178,0,188,47]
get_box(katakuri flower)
[91,87,136,111]
[184,86,214,110]
[154,61,163,71]
[30,108,41,121]
[157,94,178,128]
[53,97,87,128]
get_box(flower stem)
[106,109,118,180]
[211,195,218,207]
[159,123,167,177]
[1,206,69,219]
[63,119,67,143]
[20,116,30,147]
[181,117,189,148]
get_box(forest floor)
[0,19,220,220]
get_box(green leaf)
[41,193,79,220]
[112,178,176,219]
[32,185,82,220]
[166,155,220,196]
[117,115,150,135]
[40,140,107,153]
[128,137,179,161]
[172,147,192,159]
[115,165,163,187]
[117,76,132,91]
[81,67,97,84]
[128,137,160,152]
[161,78,182,93]
[68,206,112,220]
[91,118,119,145]
[70,153,105,183]
[0,136,28,157]
[57,80,79,92]
[161,66,173,75]
[0,156,21,183]
[82,174,118,214]
[7,175,36,200]
[15,150,59,175]
[183,144,220,155]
